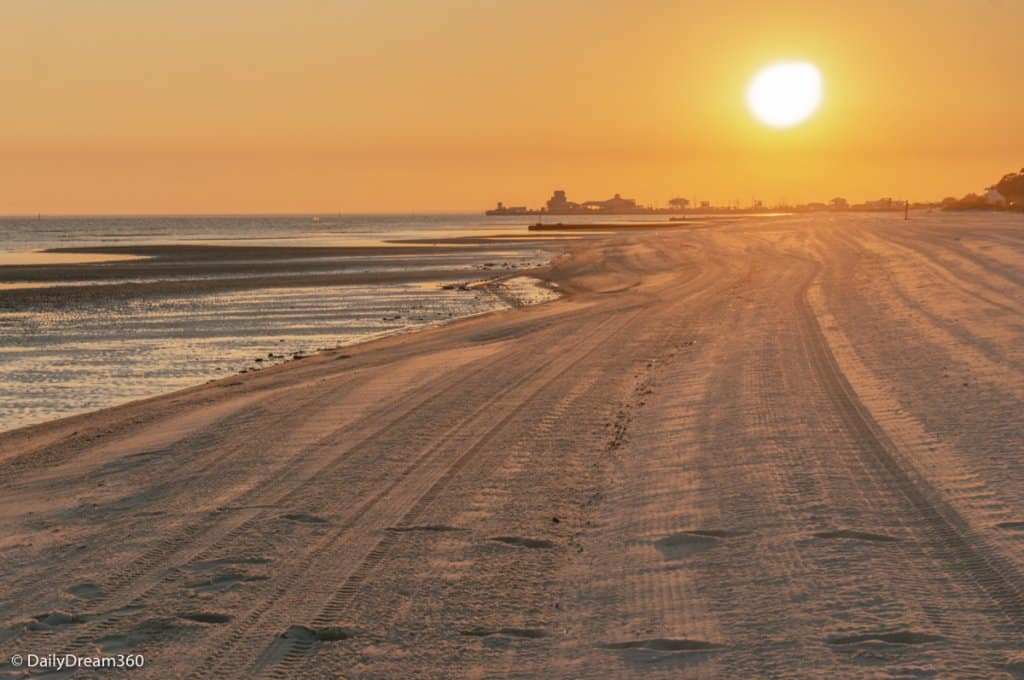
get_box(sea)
[0,213,625,432]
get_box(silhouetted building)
[546,190,579,212]
[486,201,529,215]
[488,188,674,215]
[863,197,895,210]
[581,193,639,211]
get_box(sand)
[1,213,1022,678]
[0,240,554,306]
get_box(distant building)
[543,190,641,213]
[487,188,668,216]
[864,197,895,210]
[546,190,579,212]
[581,193,639,212]
[486,201,530,215]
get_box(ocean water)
[0,213,503,251]
[0,214,562,432]
[0,212,672,253]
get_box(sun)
[746,61,823,128]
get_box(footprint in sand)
[461,627,547,639]
[461,627,548,651]
[653,530,748,560]
[826,630,943,647]
[813,529,901,543]
[388,524,462,533]
[188,556,272,572]
[490,536,555,549]
[178,612,233,624]
[280,624,355,642]
[66,582,105,600]
[185,569,270,593]
[252,625,357,674]
[26,612,90,631]
[601,638,722,652]
[600,638,723,667]
[95,618,184,653]
[281,513,329,524]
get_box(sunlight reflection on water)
[0,282,510,431]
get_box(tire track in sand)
[270,262,729,675]
[793,262,1024,633]
[0,337,533,661]
[179,309,645,679]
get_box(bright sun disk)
[746,61,822,128]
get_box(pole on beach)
[904,200,909,220]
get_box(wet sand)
[0,238,557,304]
[1,213,1023,677]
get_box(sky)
[2,0,1022,214]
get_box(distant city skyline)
[486,188,942,217]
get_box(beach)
[1,212,1023,677]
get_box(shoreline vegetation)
[942,168,1024,212]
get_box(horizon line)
[0,201,950,219]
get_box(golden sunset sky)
[3,1,1021,213]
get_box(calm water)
[0,214,564,432]
[0,212,673,253]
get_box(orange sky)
[2,1,1021,214]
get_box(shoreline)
[0,250,574,464]
[0,277,559,459]
[0,236,573,432]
